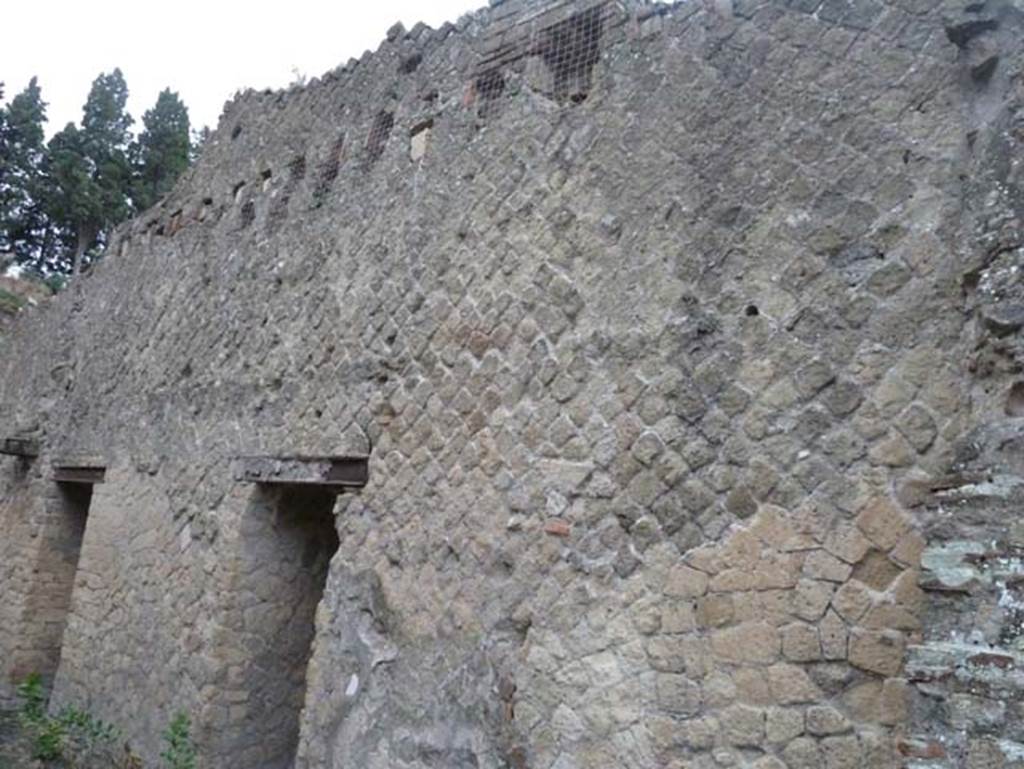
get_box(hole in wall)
[287,155,307,182]
[267,154,307,234]
[410,119,434,162]
[1007,382,1024,417]
[312,134,345,207]
[365,111,395,166]
[239,200,256,229]
[745,305,760,317]
[539,5,606,103]
[231,486,340,767]
[410,119,434,136]
[231,124,243,140]
[399,52,423,74]
[475,69,506,119]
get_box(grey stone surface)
[1,0,1023,767]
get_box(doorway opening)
[22,482,93,692]
[234,485,340,769]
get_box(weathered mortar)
[2,0,1024,767]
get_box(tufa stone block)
[855,497,911,550]
[849,630,906,677]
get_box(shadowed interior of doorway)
[229,485,340,769]
[24,482,92,692]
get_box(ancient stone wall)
[1,0,1023,766]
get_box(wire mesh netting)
[475,69,508,117]
[266,154,308,234]
[540,3,608,102]
[365,111,395,167]
[473,0,623,117]
[312,134,346,207]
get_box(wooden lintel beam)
[53,466,106,484]
[235,455,369,489]
[52,455,107,484]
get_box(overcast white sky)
[2,0,484,136]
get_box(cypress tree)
[44,70,133,274]
[132,89,191,211]
[0,78,49,264]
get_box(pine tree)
[0,78,49,264]
[44,70,134,274]
[132,89,190,211]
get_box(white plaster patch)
[178,524,191,552]
[345,673,359,698]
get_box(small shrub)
[31,715,66,761]
[16,673,47,723]
[56,705,121,764]
[17,674,65,761]
[13,675,190,768]
[160,711,197,769]
[0,287,27,315]
[45,273,68,293]
[16,674,127,766]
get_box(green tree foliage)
[0,78,50,264]
[0,82,7,193]
[68,69,134,274]
[44,123,95,273]
[132,89,191,211]
[0,70,196,276]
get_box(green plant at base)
[160,711,197,769]
[16,673,46,724]
[14,674,192,768]
[0,287,27,315]
[32,715,66,761]
[17,674,64,760]
[57,705,121,764]
[16,674,124,765]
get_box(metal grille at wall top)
[473,0,629,110]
